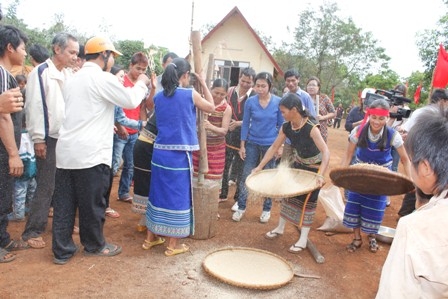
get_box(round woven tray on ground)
[202,247,294,290]
[245,168,319,198]
[330,163,414,196]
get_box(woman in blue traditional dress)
[143,58,214,256]
[342,98,411,253]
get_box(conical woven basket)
[245,168,319,199]
[330,163,414,196]
[202,247,294,290]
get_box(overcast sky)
[2,0,446,77]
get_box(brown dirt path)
[0,120,404,298]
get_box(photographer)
[385,84,411,172]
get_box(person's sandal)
[0,248,16,263]
[4,239,30,251]
[368,235,379,253]
[164,244,189,257]
[346,238,362,253]
[142,237,165,250]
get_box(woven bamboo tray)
[202,247,294,290]
[330,163,414,196]
[245,168,319,199]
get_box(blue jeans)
[9,177,37,220]
[112,133,138,199]
[237,142,275,211]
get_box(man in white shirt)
[23,33,79,249]
[51,36,150,265]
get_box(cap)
[84,36,122,57]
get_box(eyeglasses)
[307,84,318,87]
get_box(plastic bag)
[317,184,352,233]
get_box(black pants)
[220,146,243,201]
[22,137,57,241]
[52,164,110,259]
[0,152,14,248]
[397,191,416,217]
[333,117,342,128]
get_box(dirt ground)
[0,120,404,299]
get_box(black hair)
[161,57,191,97]
[211,78,228,91]
[15,74,26,84]
[394,83,407,97]
[110,64,123,75]
[162,52,179,64]
[279,92,311,119]
[430,88,448,104]
[29,43,50,63]
[78,44,85,59]
[0,25,28,57]
[405,107,448,195]
[357,98,390,150]
[284,68,300,80]
[254,72,273,90]
[240,67,256,81]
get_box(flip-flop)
[264,231,283,240]
[117,197,132,203]
[142,237,165,250]
[4,239,30,251]
[288,244,305,254]
[105,208,120,218]
[164,244,189,257]
[26,236,46,249]
[53,244,80,265]
[84,243,122,257]
[0,248,15,263]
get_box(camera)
[365,89,412,120]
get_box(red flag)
[414,83,422,104]
[331,86,335,103]
[433,44,448,88]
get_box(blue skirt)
[343,191,387,234]
[146,149,194,237]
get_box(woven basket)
[330,163,414,196]
[202,247,294,290]
[245,168,319,199]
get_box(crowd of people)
[1,21,447,297]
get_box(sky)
[2,0,446,78]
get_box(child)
[376,107,448,298]
[8,75,36,222]
[342,98,411,253]
[253,93,329,253]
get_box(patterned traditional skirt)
[343,192,387,234]
[146,148,193,238]
[132,137,154,215]
[192,142,226,180]
[280,162,320,228]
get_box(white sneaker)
[232,209,245,222]
[231,202,239,212]
[260,211,271,223]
